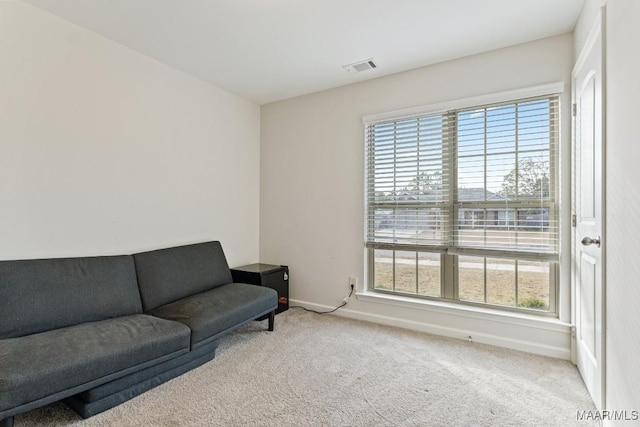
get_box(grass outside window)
[373,250,553,312]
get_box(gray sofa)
[0,241,278,427]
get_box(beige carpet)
[17,309,596,426]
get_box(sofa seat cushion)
[149,283,278,349]
[0,314,190,414]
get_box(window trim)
[364,83,563,315]
[355,286,568,325]
[362,82,564,124]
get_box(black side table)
[231,263,289,316]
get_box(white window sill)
[355,290,571,333]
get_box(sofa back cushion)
[0,255,142,339]
[133,241,233,312]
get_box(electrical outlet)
[349,276,357,288]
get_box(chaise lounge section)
[0,241,277,427]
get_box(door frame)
[570,5,607,411]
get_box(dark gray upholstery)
[0,315,190,415]
[64,340,219,418]
[0,256,141,339]
[149,283,277,349]
[134,241,233,312]
[73,339,218,403]
[1,241,276,424]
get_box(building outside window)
[364,89,560,315]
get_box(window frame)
[364,83,563,316]
[366,249,558,316]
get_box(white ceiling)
[25,0,585,105]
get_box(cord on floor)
[291,285,354,314]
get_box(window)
[365,90,559,314]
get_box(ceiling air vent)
[343,58,378,73]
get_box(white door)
[572,11,605,410]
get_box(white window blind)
[365,94,559,261]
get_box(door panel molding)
[571,6,606,411]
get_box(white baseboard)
[289,298,571,360]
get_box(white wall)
[0,2,260,266]
[602,0,640,417]
[574,0,603,61]
[261,34,574,358]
